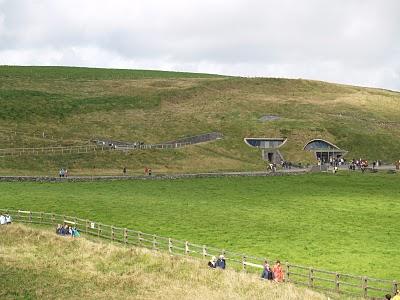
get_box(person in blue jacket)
[216,254,226,269]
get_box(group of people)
[348,158,369,172]
[280,161,292,169]
[261,260,284,282]
[0,213,12,225]
[208,255,226,269]
[208,255,284,283]
[58,168,68,177]
[56,224,80,237]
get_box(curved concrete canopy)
[303,139,343,151]
[244,137,287,149]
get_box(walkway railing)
[0,145,102,157]
[1,208,397,299]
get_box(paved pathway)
[0,166,397,182]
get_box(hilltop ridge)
[1,66,399,175]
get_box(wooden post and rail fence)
[1,208,397,299]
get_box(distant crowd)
[208,255,284,282]
[56,224,80,237]
[0,213,12,225]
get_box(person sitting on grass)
[273,260,284,282]
[208,256,217,268]
[56,224,62,234]
[216,254,226,270]
[5,214,12,224]
[216,254,226,269]
[261,260,274,280]
[63,225,70,235]
[71,226,80,238]
[0,214,5,225]
[61,225,68,235]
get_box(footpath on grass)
[0,168,309,182]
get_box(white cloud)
[0,0,399,90]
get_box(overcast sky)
[0,0,399,90]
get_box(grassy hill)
[1,65,400,175]
[0,224,331,300]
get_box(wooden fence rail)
[1,208,396,299]
[0,145,103,157]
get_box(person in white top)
[5,214,12,224]
[0,214,6,225]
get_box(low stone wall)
[0,170,308,182]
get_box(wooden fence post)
[335,273,340,293]
[242,256,246,272]
[185,241,189,255]
[124,228,128,245]
[40,212,43,224]
[29,211,32,223]
[286,262,290,282]
[111,226,115,241]
[52,214,55,226]
[168,238,173,254]
[392,280,398,295]
[309,267,314,288]
[138,232,142,246]
[98,223,101,237]
[363,276,368,298]
[85,220,89,234]
[153,235,157,250]
[202,245,207,259]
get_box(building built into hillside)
[303,139,347,163]
[244,137,287,164]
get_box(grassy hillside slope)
[0,224,330,300]
[1,66,400,175]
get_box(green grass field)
[1,66,400,175]
[1,172,399,280]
